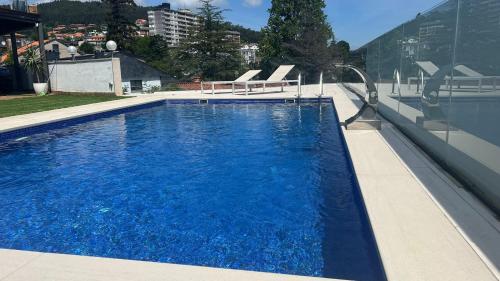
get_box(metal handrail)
[335,64,378,127]
[391,68,401,97]
[318,71,324,97]
[297,73,302,98]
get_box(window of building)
[130,80,143,92]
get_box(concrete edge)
[335,84,499,280]
[378,119,500,279]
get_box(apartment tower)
[148,3,199,46]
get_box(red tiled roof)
[0,40,50,63]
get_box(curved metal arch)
[334,64,379,128]
[420,64,453,120]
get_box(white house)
[240,44,259,65]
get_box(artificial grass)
[0,95,129,118]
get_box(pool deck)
[0,84,499,281]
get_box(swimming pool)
[0,101,385,280]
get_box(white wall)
[122,78,161,94]
[49,58,121,94]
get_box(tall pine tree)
[259,0,334,82]
[103,0,137,49]
[176,0,242,81]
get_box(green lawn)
[0,95,129,118]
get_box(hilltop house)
[0,39,79,64]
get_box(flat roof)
[0,7,40,35]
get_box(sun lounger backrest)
[267,65,295,81]
[454,65,483,77]
[235,70,262,82]
[416,61,440,76]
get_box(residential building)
[240,43,258,65]
[225,30,240,44]
[11,0,27,12]
[0,39,80,64]
[45,40,81,60]
[86,34,106,49]
[27,4,37,14]
[135,19,149,37]
[148,3,199,46]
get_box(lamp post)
[67,45,77,61]
[106,40,118,94]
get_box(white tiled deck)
[0,84,499,281]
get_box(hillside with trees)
[37,0,147,26]
[36,0,261,43]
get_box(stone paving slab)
[0,84,498,280]
[0,250,339,281]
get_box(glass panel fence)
[447,0,500,211]
[362,0,500,214]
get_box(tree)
[128,35,178,77]
[102,0,137,49]
[259,0,334,82]
[176,0,242,81]
[79,42,96,54]
[335,40,350,63]
[130,35,169,61]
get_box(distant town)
[0,0,259,66]
[1,0,345,95]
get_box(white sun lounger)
[408,61,440,90]
[232,65,300,95]
[452,65,499,93]
[408,61,499,93]
[201,70,262,95]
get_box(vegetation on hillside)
[78,42,96,54]
[38,0,147,26]
[34,0,349,83]
[128,35,175,77]
[36,0,262,43]
[222,23,262,43]
[103,0,137,49]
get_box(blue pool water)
[0,102,384,280]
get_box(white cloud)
[243,0,262,7]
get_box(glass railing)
[356,0,500,214]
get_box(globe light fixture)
[106,40,117,52]
[67,45,77,61]
[106,40,118,58]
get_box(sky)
[2,0,444,48]
[166,0,444,48]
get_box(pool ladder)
[335,64,381,130]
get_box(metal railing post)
[319,71,324,97]
[298,73,302,98]
[392,69,401,98]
